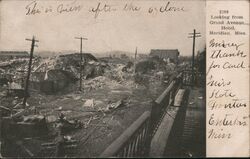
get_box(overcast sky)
[0,0,206,56]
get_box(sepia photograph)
[0,0,206,158]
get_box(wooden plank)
[174,89,185,107]
[16,141,34,157]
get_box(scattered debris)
[14,102,29,109]
[100,100,126,113]
[9,81,22,89]
[56,113,83,134]
[83,99,95,107]
[42,135,77,157]
[0,105,11,111]
[0,105,11,116]
[72,95,81,100]
[107,100,123,110]
[0,51,180,157]
[56,107,63,111]
[46,115,57,123]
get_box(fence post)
[149,100,159,136]
[144,118,151,157]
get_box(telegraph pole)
[23,36,39,106]
[188,29,201,87]
[75,37,88,92]
[134,47,138,75]
[135,46,137,60]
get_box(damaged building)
[28,53,105,94]
[59,53,98,63]
[149,49,180,64]
[30,70,73,94]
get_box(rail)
[150,73,183,136]
[100,73,184,157]
[100,111,151,157]
[182,70,204,87]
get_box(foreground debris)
[0,53,178,157]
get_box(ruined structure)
[0,51,29,60]
[149,49,180,64]
[30,70,73,94]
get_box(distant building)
[149,49,180,64]
[120,54,129,59]
[0,51,29,59]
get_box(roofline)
[150,49,179,51]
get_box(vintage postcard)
[0,0,249,158]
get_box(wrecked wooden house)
[58,53,105,79]
[149,49,180,64]
[59,53,98,63]
[30,70,73,94]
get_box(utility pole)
[188,29,201,87]
[75,37,88,92]
[135,46,137,60]
[134,47,138,75]
[23,36,39,106]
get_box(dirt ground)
[0,54,178,157]
[1,73,168,157]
